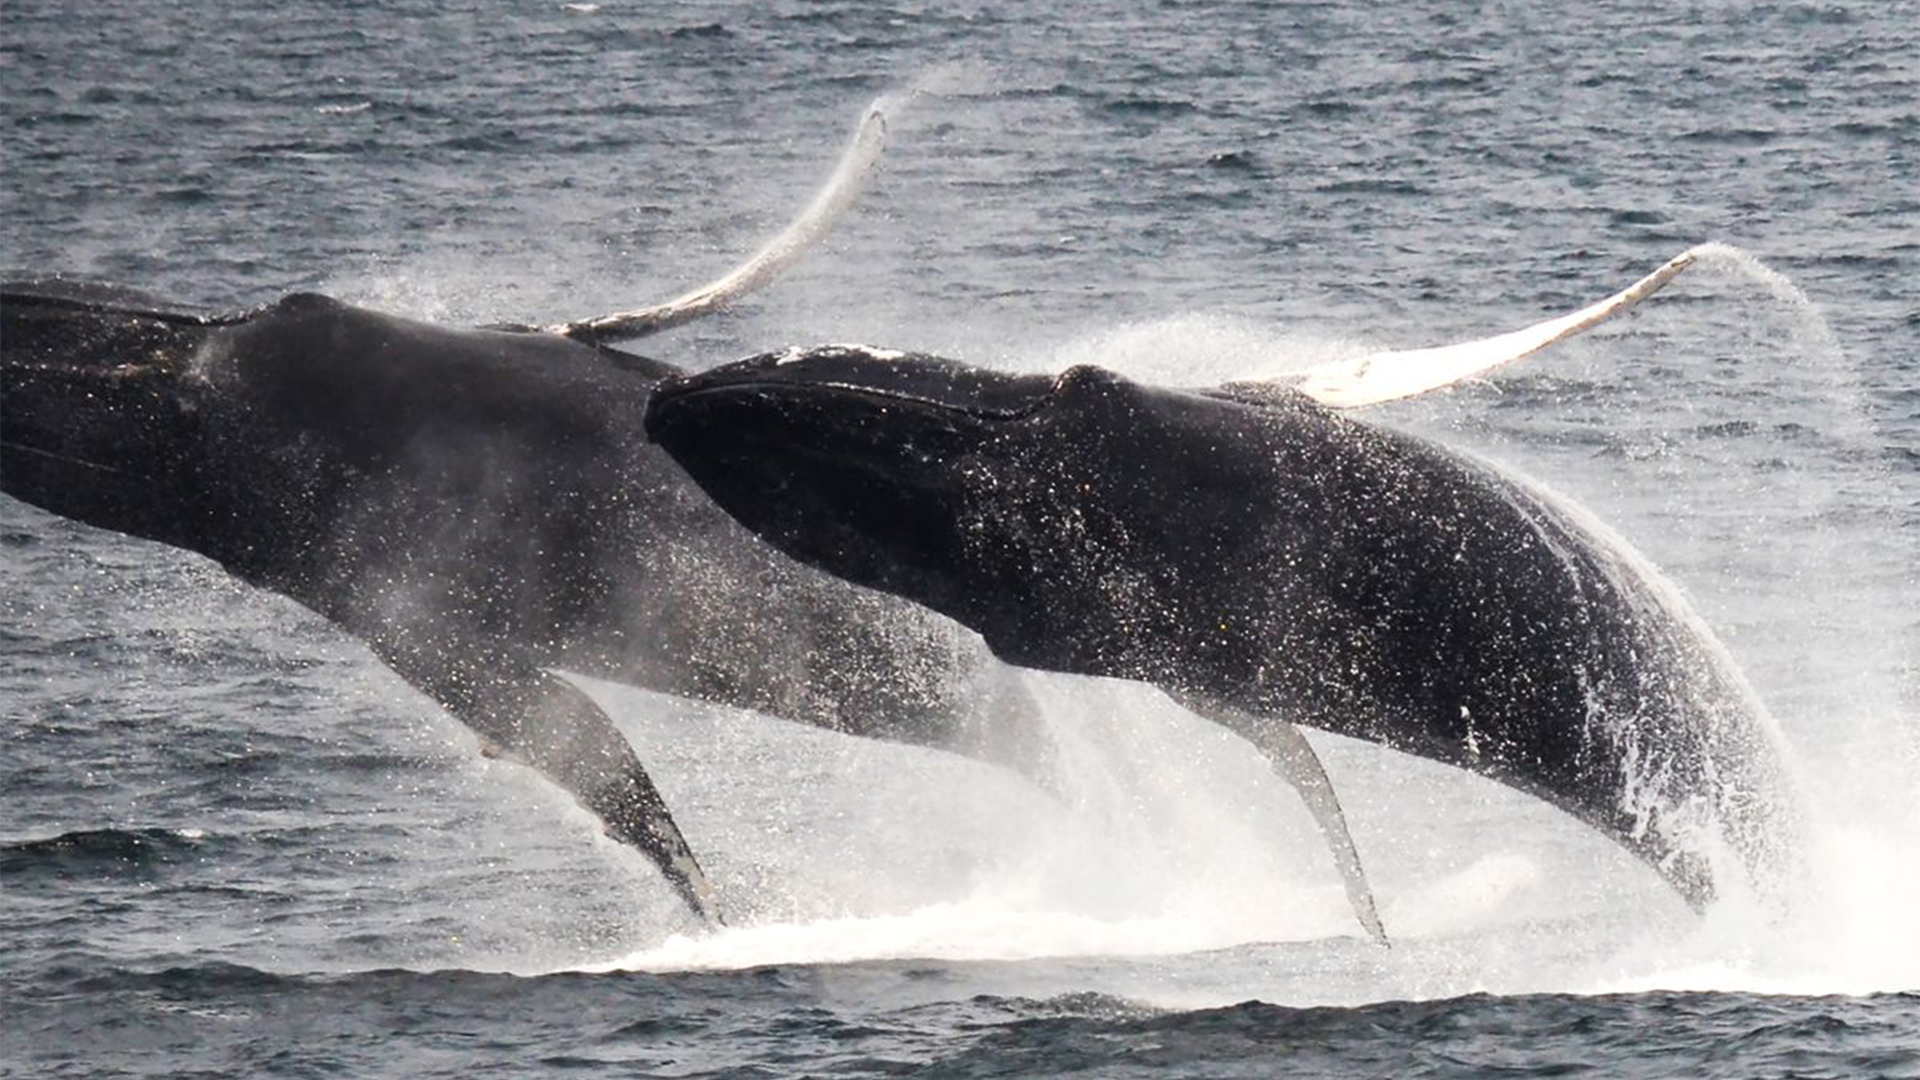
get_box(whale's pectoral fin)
[1231,246,1703,409]
[378,647,723,924]
[1169,690,1387,946]
[1248,718,1388,947]
[546,95,890,344]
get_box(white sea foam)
[590,899,1288,973]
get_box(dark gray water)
[3,1,1916,1077]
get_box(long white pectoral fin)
[1169,691,1387,946]
[1277,246,1703,409]
[552,97,890,343]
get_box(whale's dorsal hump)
[1277,247,1702,409]
[550,98,890,344]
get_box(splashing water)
[1661,247,1919,996]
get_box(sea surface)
[2,1,1916,1077]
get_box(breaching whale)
[644,249,1805,919]
[0,101,1053,924]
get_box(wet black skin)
[645,348,1803,907]
[0,283,1041,922]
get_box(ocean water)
[2,1,1916,1077]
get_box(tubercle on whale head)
[645,345,1066,430]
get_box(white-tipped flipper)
[1275,247,1702,409]
[552,99,890,343]
[1169,691,1388,946]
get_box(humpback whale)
[645,249,1805,916]
[0,101,1051,924]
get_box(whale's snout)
[1,281,220,539]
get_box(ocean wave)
[0,826,211,873]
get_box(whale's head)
[644,346,1326,678]
[2,285,661,589]
[0,283,238,554]
[646,348,1037,643]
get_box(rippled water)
[3,1,1915,1077]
